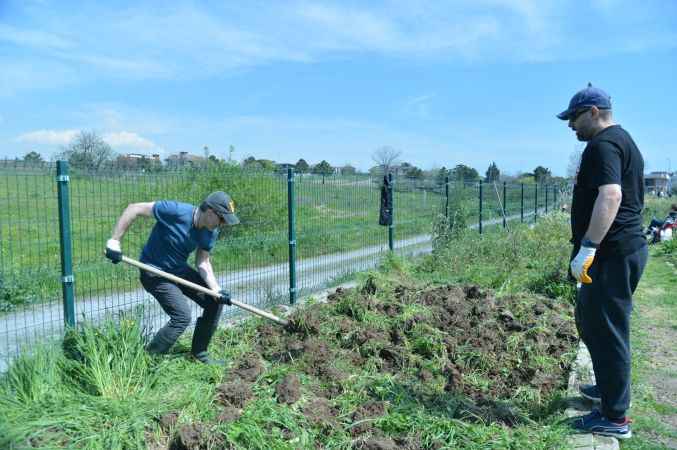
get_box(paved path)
[0,211,539,372]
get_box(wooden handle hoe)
[118,255,289,327]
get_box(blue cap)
[557,83,611,120]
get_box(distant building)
[116,153,161,170]
[165,151,206,168]
[645,171,671,195]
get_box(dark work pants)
[140,267,223,358]
[577,244,648,419]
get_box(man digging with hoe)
[105,191,239,365]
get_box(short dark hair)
[598,109,612,120]
[671,203,677,212]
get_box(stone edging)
[566,341,620,450]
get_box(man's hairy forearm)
[198,263,220,292]
[111,207,138,240]
[585,187,622,243]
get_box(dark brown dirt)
[302,397,339,429]
[169,423,211,450]
[350,401,386,436]
[158,411,179,431]
[217,406,242,423]
[230,353,264,382]
[276,373,301,404]
[250,282,576,428]
[215,380,253,409]
[354,437,398,450]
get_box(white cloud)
[16,129,79,145]
[102,131,157,150]
[0,24,74,50]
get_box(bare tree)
[59,131,115,170]
[567,147,584,179]
[371,146,402,175]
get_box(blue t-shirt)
[140,201,217,273]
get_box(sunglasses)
[570,107,591,122]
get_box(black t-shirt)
[571,125,646,258]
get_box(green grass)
[0,212,578,449]
[621,247,677,449]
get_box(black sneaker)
[191,352,225,366]
[571,409,632,440]
[579,384,601,403]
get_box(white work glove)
[570,244,597,284]
[105,239,122,264]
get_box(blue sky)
[1,0,676,175]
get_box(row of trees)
[16,133,558,183]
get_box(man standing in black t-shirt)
[558,84,648,440]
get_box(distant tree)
[435,167,449,185]
[533,166,552,183]
[295,158,309,173]
[256,159,276,171]
[313,160,334,184]
[405,166,424,180]
[371,146,401,175]
[59,131,114,170]
[450,164,479,182]
[242,156,258,168]
[340,164,357,175]
[485,161,500,182]
[312,160,334,176]
[23,151,43,164]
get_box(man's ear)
[589,105,600,118]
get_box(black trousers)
[577,244,648,419]
[140,267,223,358]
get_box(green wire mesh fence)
[0,161,566,370]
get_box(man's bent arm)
[111,202,155,241]
[196,249,221,293]
[584,184,622,244]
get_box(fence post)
[56,161,75,327]
[520,183,524,223]
[554,185,558,210]
[502,181,507,229]
[287,168,297,305]
[545,184,549,214]
[445,175,449,220]
[388,173,394,251]
[478,180,483,234]
[534,183,538,222]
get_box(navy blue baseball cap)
[557,83,611,120]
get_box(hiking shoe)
[579,384,601,403]
[571,409,632,440]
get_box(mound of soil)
[276,373,301,404]
[169,423,222,450]
[230,353,264,382]
[248,282,575,431]
[302,397,339,429]
[350,401,386,436]
[216,380,253,409]
[158,411,179,431]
